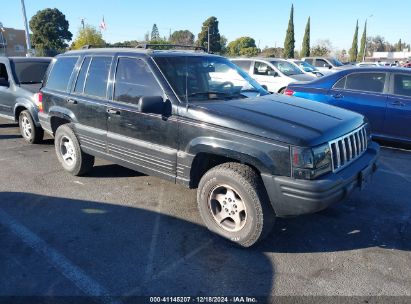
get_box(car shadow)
[0,123,18,128]
[258,171,411,253]
[0,192,274,299]
[87,164,146,178]
[0,134,22,140]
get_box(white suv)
[231,58,315,93]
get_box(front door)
[0,62,14,117]
[328,72,388,135]
[107,56,178,181]
[385,73,411,141]
[252,61,283,93]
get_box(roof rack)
[136,44,207,52]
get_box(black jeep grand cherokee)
[38,47,379,247]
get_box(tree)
[169,30,195,45]
[396,38,403,51]
[349,20,359,62]
[29,8,72,56]
[311,39,332,57]
[198,16,222,53]
[220,35,228,55]
[301,17,310,57]
[227,37,259,57]
[260,47,284,58]
[108,40,139,48]
[357,20,367,62]
[283,4,295,58]
[71,25,106,50]
[151,24,160,41]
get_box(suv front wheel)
[197,162,275,247]
[55,124,95,176]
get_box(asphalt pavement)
[0,118,410,302]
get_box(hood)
[289,74,315,81]
[187,94,365,147]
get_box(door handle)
[107,108,121,115]
[332,93,343,99]
[390,101,405,107]
[67,99,77,104]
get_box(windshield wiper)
[20,81,42,84]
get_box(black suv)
[38,47,379,247]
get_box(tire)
[197,162,275,247]
[278,88,286,94]
[19,110,44,144]
[54,124,94,176]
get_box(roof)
[9,57,52,62]
[338,67,411,74]
[231,57,287,62]
[61,47,217,58]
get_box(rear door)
[0,62,14,117]
[106,56,178,181]
[67,55,113,154]
[385,73,411,141]
[251,61,282,93]
[327,72,388,135]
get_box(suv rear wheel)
[197,162,275,247]
[55,124,94,176]
[19,110,44,144]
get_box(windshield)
[153,56,268,102]
[296,61,318,72]
[10,60,50,84]
[328,58,343,67]
[270,60,303,76]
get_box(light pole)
[0,22,6,56]
[202,26,210,53]
[20,0,32,56]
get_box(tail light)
[284,88,295,96]
[34,92,43,112]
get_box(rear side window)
[11,61,50,84]
[74,57,91,94]
[83,57,112,98]
[46,57,78,92]
[304,58,313,64]
[393,74,411,97]
[333,77,346,89]
[345,72,386,93]
[0,63,8,81]
[114,57,162,104]
[233,60,251,72]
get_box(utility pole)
[20,0,32,56]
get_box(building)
[0,25,27,57]
[371,51,411,62]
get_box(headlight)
[291,144,332,180]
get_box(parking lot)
[0,117,411,301]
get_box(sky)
[1,0,409,51]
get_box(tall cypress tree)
[283,4,295,58]
[151,24,160,41]
[397,38,402,51]
[301,17,310,57]
[349,20,359,62]
[357,20,367,62]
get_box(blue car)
[285,67,411,144]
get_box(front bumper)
[261,141,380,217]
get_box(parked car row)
[0,47,380,248]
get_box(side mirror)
[0,78,9,87]
[138,96,165,115]
[268,70,278,77]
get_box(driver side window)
[254,62,274,76]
